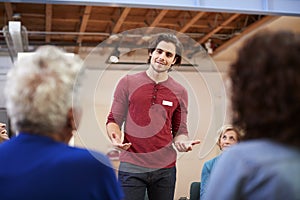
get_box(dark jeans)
[118,162,176,200]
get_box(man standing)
[106,33,200,200]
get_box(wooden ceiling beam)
[52,18,82,23]
[198,13,241,44]
[45,4,52,43]
[179,12,205,33]
[112,7,131,33]
[44,35,106,41]
[149,9,168,27]
[18,13,45,18]
[78,6,92,39]
[212,15,279,57]
[74,6,92,54]
[136,9,169,45]
[4,2,13,21]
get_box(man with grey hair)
[0,46,123,200]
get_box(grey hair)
[5,46,84,135]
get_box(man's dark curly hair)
[230,30,300,148]
[147,33,183,68]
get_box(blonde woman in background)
[200,125,243,199]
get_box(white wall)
[0,56,12,108]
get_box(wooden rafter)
[4,2,13,21]
[137,9,169,45]
[198,13,241,44]
[179,12,205,33]
[77,6,92,43]
[112,7,131,34]
[74,6,92,54]
[45,4,52,43]
[149,9,168,27]
[212,15,280,57]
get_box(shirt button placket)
[152,84,158,105]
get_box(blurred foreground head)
[5,46,84,139]
[230,31,300,147]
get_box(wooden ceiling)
[0,2,278,58]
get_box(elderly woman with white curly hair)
[0,46,123,200]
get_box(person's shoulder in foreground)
[0,133,124,200]
[0,45,123,200]
[205,140,300,200]
[204,30,300,200]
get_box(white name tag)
[162,100,173,106]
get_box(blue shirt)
[205,139,300,200]
[200,155,220,199]
[0,133,124,200]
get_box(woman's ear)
[67,108,77,131]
